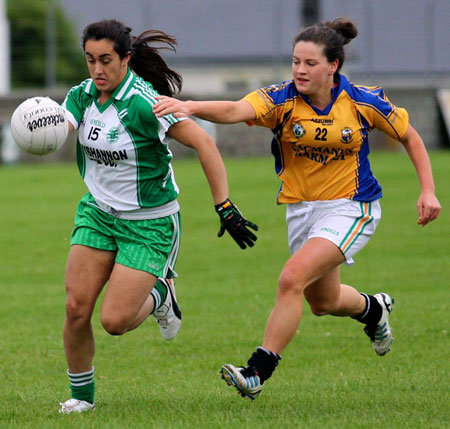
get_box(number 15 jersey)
[63,69,182,213]
[243,73,409,204]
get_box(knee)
[65,295,92,325]
[278,268,305,297]
[100,313,128,336]
[308,299,336,317]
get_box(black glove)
[215,199,258,249]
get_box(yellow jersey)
[243,73,409,204]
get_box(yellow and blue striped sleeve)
[354,86,409,140]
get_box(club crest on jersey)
[107,127,120,144]
[340,127,353,144]
[293,123,306,139]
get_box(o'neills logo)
[292,123,306,139]
[26,112,66,132]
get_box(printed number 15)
[88,126,101,141]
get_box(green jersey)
[63,69,182,218]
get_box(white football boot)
[221,364,263,400]
[364,293,394,356]
[59,398,95,414]
[152,278,182,340]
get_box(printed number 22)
[315,127,327,141]
[88,126,101,141]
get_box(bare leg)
[221,238,369,399]
[304,268,366,317]
[64,245,115,373]
[262,238,364,355]
[100,263,157,335]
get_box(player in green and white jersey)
[58,20,258,414]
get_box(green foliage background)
[7,0,86,88]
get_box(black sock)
[351,293,382,325]
[247,346,281,384]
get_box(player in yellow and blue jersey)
[242,74,408,204]
[154,18,441,400]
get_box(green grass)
[0,151,449,428]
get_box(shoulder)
[340,76,403,120]
[128,75,160,107]
[64,79,96,109]
[341,75,409,135]
[341,76,393,111]
[66,78,93,97]
[64,79,95,116]
[244,80,298,110]
[114,76,157,123]
[126,76,181,128]
[258,80,298,105]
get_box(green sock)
[150,279,168,312]
[68,368,95,404]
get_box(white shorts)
[286,199,381,266]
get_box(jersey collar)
[299,73,346,115]
[84,68,136,101]
[112,68,136,100]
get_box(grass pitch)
[0,151,449,428]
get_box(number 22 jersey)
[243,73,409,204]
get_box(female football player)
[153,18,441,400]
[58,19,257,413]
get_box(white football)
[10,96,69,155]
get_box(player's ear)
[123,51,131,66]
[329,59,339,75]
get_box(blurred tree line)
[7,0,86,88]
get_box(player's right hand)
[153,96,191,118]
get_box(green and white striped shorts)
[71,195,181,278]
[286,198,381,266]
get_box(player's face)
[292,41,338,96]
[84,39,130,98]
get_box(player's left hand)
[417,191,441,226]
[215,199,258,249]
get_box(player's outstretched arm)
[168,119,258,249]
[399,124,441,226]
[153,97,256,125]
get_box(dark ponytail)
[130,30,182,97]
[82,20,182,96]
[293,18,358,73]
